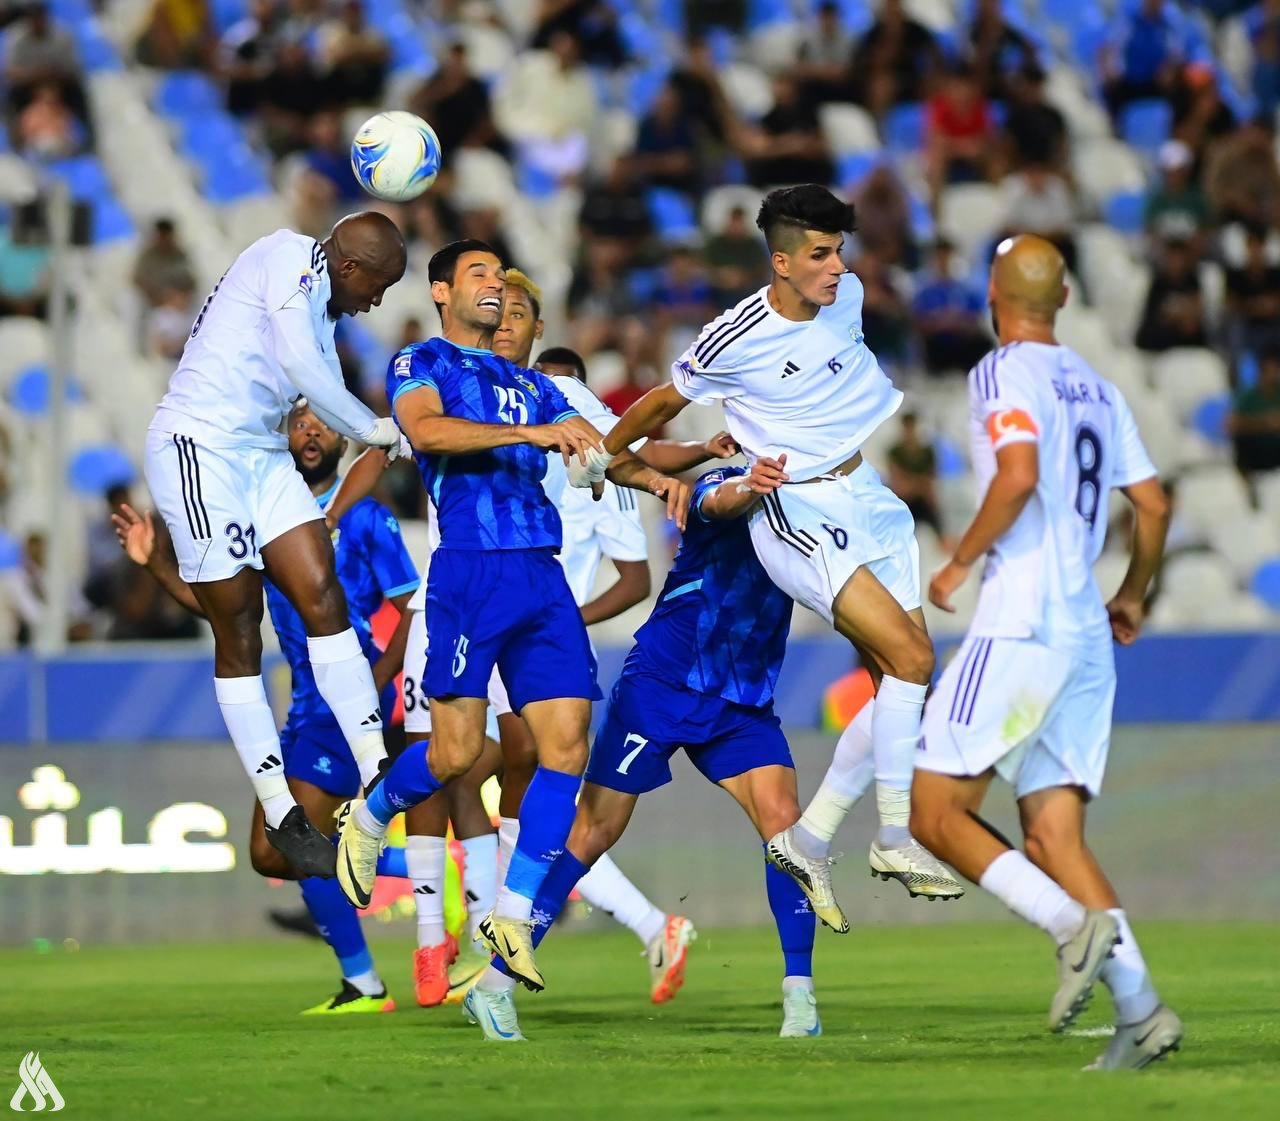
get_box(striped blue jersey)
[265,482,419,729]
[387,337,578,551]
[629,467,793,707]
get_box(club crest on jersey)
[512,373,540,398]
[850,326,864,344]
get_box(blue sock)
[299,876,374,981]
[492,849,590,979]
[503,766,581,903]
[376,845,407,878]
[365,739,440,826]
[766,858,815,979]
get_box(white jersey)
[151,230,340,449]
[546,375,647,605]
[966,341,1156,661]
[406,502,441,612]
[672,273,902,481]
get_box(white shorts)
[917,636,1116,798]
[748,462,921,623]
[144,429,321,583]
[402,609,507,738]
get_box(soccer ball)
[350,111,443,203]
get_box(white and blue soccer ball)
[350,111,443,203]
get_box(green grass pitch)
[5,922,1277,1120]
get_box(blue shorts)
[280,679,397,798]
[424,547,600,712]
[584,669,792,796]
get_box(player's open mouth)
[478,296,502,311]
[301,441,322,462]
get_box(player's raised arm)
[111,504,207,619]
[698,455,790,521]
[637,431,740,474]
[601,382,692,458]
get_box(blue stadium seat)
[1191,395,1231,446]
[69,445,136,495]
[747,0,791,30]
[819,0,873,34]
[884,103,925,154]
[1041,0,1099,28]
[627,64,671,117]
[627,267,661,305]
[9,367,85,415]
[92,198,135,244]
[936,435,968,479]
[74,28,121,72]
[646,187,697,241]
[156,71,223,121]
[908,191,934,243]
[179,113,250,166]
[516,157,558,200]
[0,530,19,571]
[209,0,249,35]
[1072,15,1110,76]
[1237,350,1260,389]
[1105,190,1146,236]
[45,155,111,202]
[47,0,91,22]
[620,12,663,59]
[1120,99,1173,157]
[1248,559,1280,611]
[836,151,879,189]
[202,148,271,203]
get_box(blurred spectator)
[669,35,730,144]
[1224,224,1280,362]
[1145,139,1209,249]
[1171,63,1236,160]
[966,0,1040,100]
[1101,0,1190,118]
[259,38,330,156]
[1228,349,1280,474]
[0,220,51,319]
[579,159,652,247]
[145,283,197,360]
[4,532,92,646]
[704,206,765,304]
[292,110,362,233]
[854,249,912,367]
[632,82,700,194]
[16,82,83,159]
[887,412,943,537]
[108,560,202,641]
[494,30,598,184]
[219,0,284,117]
[912,239,992,375]
[852,163,916,269]
[410,42,500,155]
[686,0,746,36]
[1245,0,1280,120]
[398,316,424,349]
[602,319,663,428]
[84,484,134,610]
[999,162,1079,277]
[405,192,462,274]
[459,207,515,270]
[318,0,389,105]
[1002,64,1067,175]
[651,247,716,334]
[132,218,196,307]
[1205,115,1280,229]
[1135,236,1208,351]
[739,75,833,190]
[4,4,78,99]
[848,0,941,119]
[568,241,637,354]
[795,1,853,106]
[925,64,997,204]
[532,0,627,69]
[135,0,214,70]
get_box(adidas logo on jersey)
[780,360,800,379]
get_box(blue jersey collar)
[315,476,341,511]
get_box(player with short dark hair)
[117,401,419,1015]
[582,184,963,926]
[334,240,690,993]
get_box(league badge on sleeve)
[299,271,316,297]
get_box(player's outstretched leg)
[765,830,848,934]
[766,861,820,1037]
[337,740,444,907]
[576,853,696,1004]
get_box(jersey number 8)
[1074,424,1103,529]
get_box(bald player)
[145,212,409,877]
[909,235,1182,1071]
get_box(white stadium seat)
[1150,348,1230,422]
[818,103,880,155]
[1071,138,1146,208]
[937,183,1004,261]
[1175,466,1254,537]
[701,185,766,235]
[1207,511,1280,584]
[720,62,775,120]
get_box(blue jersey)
[387,337,578,551]
[265,480,419,730]
[629,468,793,708]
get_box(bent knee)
[1023,824,1084,868]
[897,631,935,685]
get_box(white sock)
[405,835,447,948]
[782,975,815,994]
[477,964,516,994]
[461,833,499,943]
[307,629,387,786]
[872,677,926,847]
[577,853,667,946]
[1100,908,1160,1023]
[214,675,294,828]
[494,885,534,921]
[495,816,519,887]
[352,800,388,837]
[345,967,383,996]
[795,701,876,857]
[979,850,1085,945]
